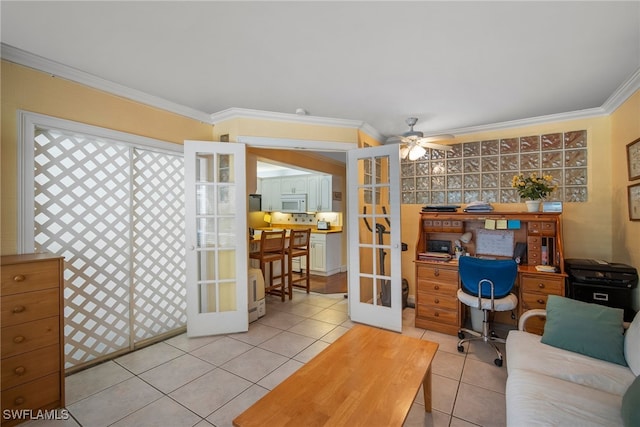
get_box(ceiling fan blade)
[416,140,454,151]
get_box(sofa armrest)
[518,309,547,332]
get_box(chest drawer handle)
[13,336,25,344]
[13,305,26,313]
[537,299,544,305]
[434,269,440,277]
[14,366,26,376]
[434,285,440,290]
[434,312,439,317]
[434,298,440,304]
[14,397,25,406]
[537,283,545,289]
[13,274,26,282]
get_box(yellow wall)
[611,90,640,310]
[1,61,214,254]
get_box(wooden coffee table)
[233,324,439,427]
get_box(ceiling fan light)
[408,145,426,161]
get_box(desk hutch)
[415,211,567,336]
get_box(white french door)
[347,144,403,332]
[184,141,248,336]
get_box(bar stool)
[288,229,311,295]
[249,230,287,301]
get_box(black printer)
[565,258,638,322]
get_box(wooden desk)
[233,324,439,427]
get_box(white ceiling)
[1,1,639,139]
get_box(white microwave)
[280,194,307,213]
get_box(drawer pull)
[13,305,26,313]
[14,397,25,406]
[14,366,26,376]
[537,299,544,305]
[537,283,545,289]
[434,312,439,317]
[434,298,440,304]
[13,274,26,282]
[13,335,25,344]
[434,285,440,290]
[434,269,440,277]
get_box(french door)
[347,144,403,332]
[184,141,248,336]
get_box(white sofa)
[505,308,639,426]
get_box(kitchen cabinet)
[280,176,308,194]
[260,178,281,211]
[304,232,341,276]
[1,253,65,426]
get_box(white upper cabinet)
[280,176,308,194]
[260,173,339,213]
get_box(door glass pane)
[197,251,216,281]
[199,283,217,313]
[359,276,373,304]
[218,217,235,247]
[197,217,216,247]
[197,154,215,182]
[218,250,236,280]
[218,185,236,215]
[218,154,233,183]
[196,185,215,215]
[219,282,236,312]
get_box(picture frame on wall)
[627,137,640,181]
[628,182,640,221]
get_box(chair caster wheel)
[457,345,465,353]
[494,358,503,367]
[458,331,465,339]
[490,331,498,338]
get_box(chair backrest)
[289,229,311,251]
[459,257,517,299]
[260,230,285,254]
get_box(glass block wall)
[401,130,587,205]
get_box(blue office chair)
[456,257,518,367]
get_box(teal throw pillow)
[622,375,640,427]
[541,295,627,366]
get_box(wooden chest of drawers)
[1,254,64,426]
[415,263,460,335]
[519,272,565,335]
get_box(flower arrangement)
[511,173,556,200]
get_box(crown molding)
[601,67,640,114]
[211,107,385,142]
[1,43,212,124]
[3,43,637,140]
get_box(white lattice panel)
[33,127,187,370]
[132,149,187,341]
[34,129,132,369]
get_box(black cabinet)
[565,259,638,322]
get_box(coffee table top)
[233,324,439,427]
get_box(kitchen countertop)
[256,226,342,234]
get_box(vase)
[525,200,541,212]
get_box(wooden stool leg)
[280,257,285,302]
[304,253,310,293]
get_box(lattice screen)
[33,128,186,370]
[132,149,186,341]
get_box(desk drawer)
[1,260,60,296]
[1,317,59,358]
[1,373,61,415]
[1,289,60,327]
[417,290,458,310]
[1,345,60,390]
[416,306,458,325]
[520,275,563,295]
[521,292,551,311]
[416,278,458,296]
[416,265,458,284]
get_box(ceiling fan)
[387,117,454,160]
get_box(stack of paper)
[463,201,494,212]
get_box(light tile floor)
[25,291,513,427]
